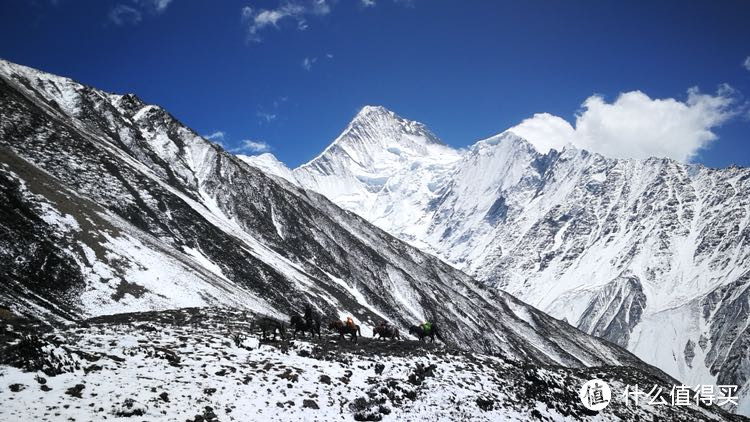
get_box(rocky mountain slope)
[2,308,746,422]
[0,58,658,371]
[248,105,750,415]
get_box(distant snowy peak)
[349,105,444,145]
[299,105,451,174]
[448,131,546,205]
[467,131,542,161]
[291,105,463,227]
[237,153,298,184]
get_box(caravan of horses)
[250,304,443,345]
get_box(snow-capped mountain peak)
[353,104,391,119]
[348,104,443,144]
[291,106,462,241]
[300,105,446,170]
[470,130,542,157]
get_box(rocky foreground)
[0,308,745,421]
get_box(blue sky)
[1,0,749,168]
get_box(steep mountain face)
[0,58,663,373]
[278,106,750,415]
[293,106,462,248]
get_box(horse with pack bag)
[329,316,361,343]
[408,321,444,343]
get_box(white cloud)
[109,5,142,25]
[509,86,740,162]
[233,140,271,154]
[743,56,750,72]
[325,53,334,59]
[109,0,172,25]
[255,7,299,27]
[508,113,575,154]
[257,111,278,123]
[203,131,226,142]
[241,1,331,42]
[240,0,414,41]
[255,98,288,124]
[302,57,317,71]
[311,0,331,15]
[202,132,269,154]
[241,6,254,20]
[140,0,173,13]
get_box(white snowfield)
[242,104,750,416]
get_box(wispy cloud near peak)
[241,1,332,42]
[203,131,226,142]
[109,0,173,26]
[148,0,173,13]
[109,5,142,26]
[233,139,271,154]
[302,57,317,71]
[257,111,278,123]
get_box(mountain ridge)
[0,57,649,368]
